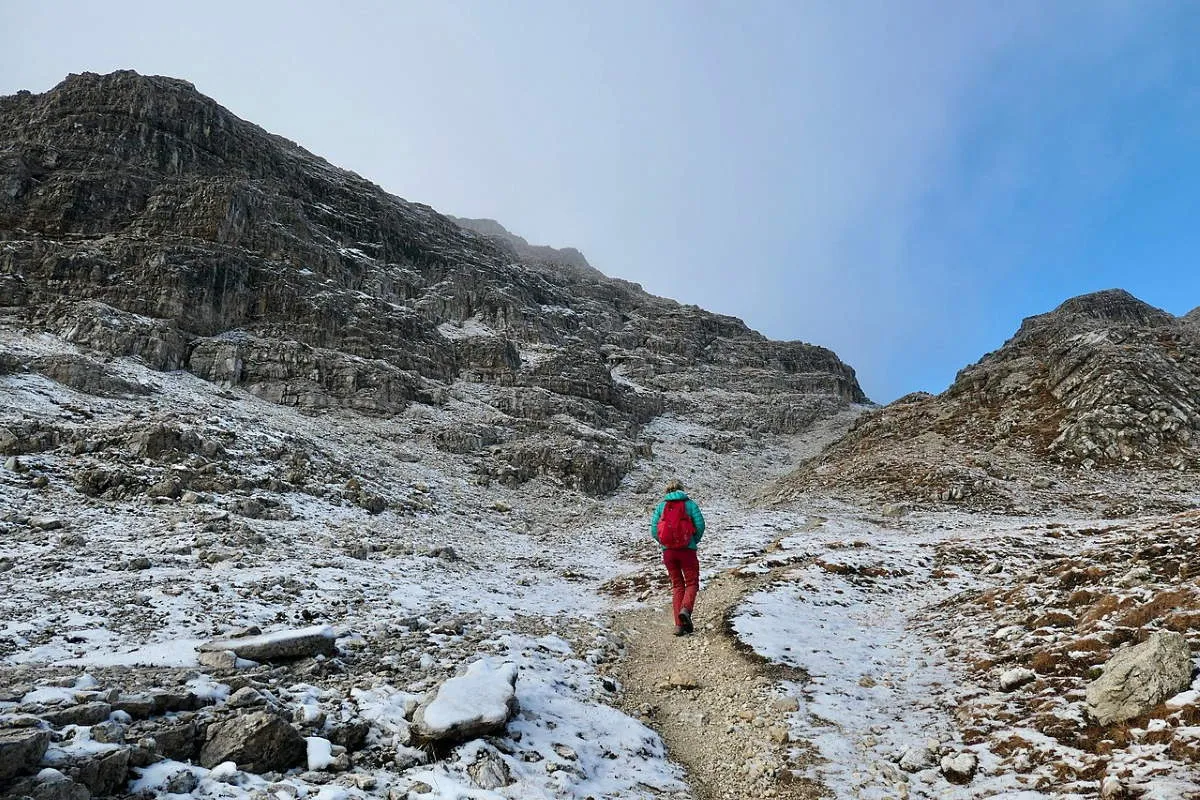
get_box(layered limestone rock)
[773,289,1200,512]
[0,70,865,493]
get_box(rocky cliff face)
[0,70,864,495]
[772,289,1200,515]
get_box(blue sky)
[2,1,1198,402]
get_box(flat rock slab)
[1086,631,1193,725]
[42,702,112,728]
[198,625,336,662]
[414,660,519,744]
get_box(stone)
[91,720,126,744]
[1085,631,1193,725]
[145,718,198,761]
[898,743,935,772]
[7,769,90,800]
[413,660,519,744]
[198,625,336,662]
[73,748,131,795]
[226,687,267,709]
[146,478,182,499]
[41,702,112,727]
[999,667,1036,692]
[467,749,513,789]
[939,751,977,784]
[199,711,307,772]
[0,727,51,781]
[111,695,156,719]
[164,768,199,794]
[666,671,700,689]
[770,697,800,713]
[198,650,239,670]
[30,517,64,531]
[1030,475,1055,489]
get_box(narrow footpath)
[611,519,829,800]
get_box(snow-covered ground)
[4,325,1199,799]
[730,510,1200,799]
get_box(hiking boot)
[673,625,686,637]
[679,609,694,634]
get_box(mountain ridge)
[0,70,865,497]
[771,287,1200,515]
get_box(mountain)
[771,289,1200,515]
[447,216,606,283]
[0,70,865,496]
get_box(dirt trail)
[612,519,828,800]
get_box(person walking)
[650,479,706,636]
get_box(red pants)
[662,548,699,625]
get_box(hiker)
[650,479,706,636]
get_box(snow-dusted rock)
[468,748,514,789]
[198,649,239,670]
[414,660,519,744]
[999,667,1036,692]
[41,702,112,728]
[7,768,89,800]
[66,746,132,796]
[939,751,977,784]
[199,711,307,772]
[198,625,336,662]
[0,727,51,781]
[1085,631,1193,725]
[898,743,935,772]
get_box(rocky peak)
[1014,289,1174,338]
[0,71,865,495]
[771,288,1200,514]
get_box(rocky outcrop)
[1085,631,1193,725]
[774,290,1200,511]
[1,70,864,495]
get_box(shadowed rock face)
[0,70,865,493]
[772,289,1200,513]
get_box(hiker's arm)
[649,502,664,543]
[687,501,706,541]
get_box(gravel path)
[613,520,828,800]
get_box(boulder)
[413,660,519,744]
[6,768,90,800]
[898,743,935,772]
[68,747,131,795]
[197,625,336,662]
[999,668,1036,692]
[0,727,51,781]
[940,751,977,784]
[199,711,306,772]
[1086,631,1194,725]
